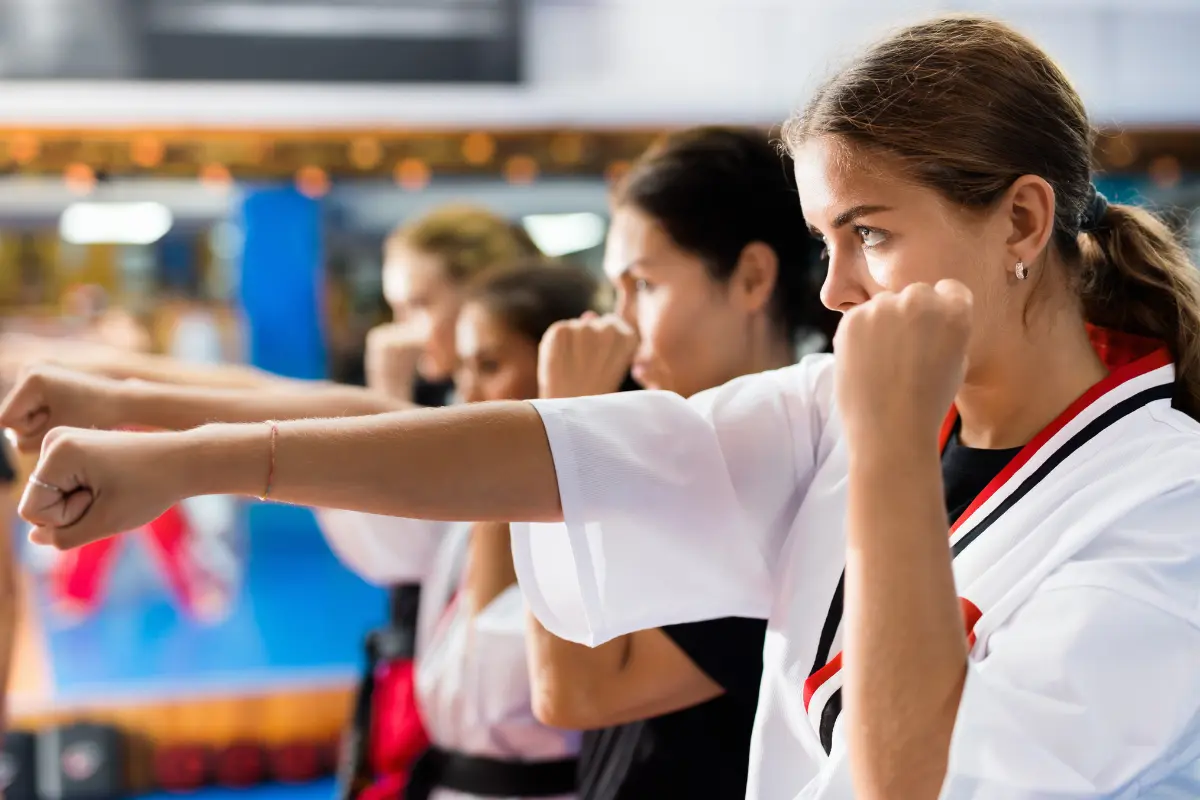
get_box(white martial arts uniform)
[511,340,1200,799]
[316,512,580,800]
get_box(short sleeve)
[661,618,768,699]
[314,508,446,586]
[938,585,1200,798]
[511,356,832,646]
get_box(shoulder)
[690,353,836,432]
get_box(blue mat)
[39,505,388,702]
[137,778,334,799]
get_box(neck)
[956,311,1107,450]
[745,326,798,376]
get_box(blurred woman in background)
[396,262,598,800]
[526,127,831,800]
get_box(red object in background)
[153,744,212,792]
[270,742,327,784]
[214,742,266,788]
[358,771,406,800]
[50,504,204,619]
[369,658,429,779]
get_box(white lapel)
[802,350,1177,755]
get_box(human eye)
[634,277,654,293]
[855,227,888,249]
[809,231,829,261]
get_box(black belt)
[404,747,578,800]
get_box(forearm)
[526,612,628,730]
[462,522,517,617]
[116,381,410,431]
[98,352,294,390]
[844,436,966,800]
[180,402,563,522]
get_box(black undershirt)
[941,426,1024,525]
[577,617,767,800]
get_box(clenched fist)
[364,320,430,401]
[0,366,129,453]
[834,280,973,443]
[19,427,184,550]
[538,313,639,399]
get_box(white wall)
[0,0,1195,128]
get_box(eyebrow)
[831,204,893,229]
[610,258,651,279]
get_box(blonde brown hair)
[386,205,542,283]
[782,15,1200,417]
[466,260,604,345]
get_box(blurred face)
[605,206,755,398]
[795,136,1014,377]
[382,243,463,382]
[454,301,540,403]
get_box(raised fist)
[538,313,639,400]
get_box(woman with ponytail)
[10,16,1200,799]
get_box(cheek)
[867,239,969,292]
[635,291,689,356]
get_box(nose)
[614,286,637,329]
[819,250,871,312]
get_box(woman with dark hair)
[16,31,1200,795]
[526,127,829,800]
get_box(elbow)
[531,677,601,730]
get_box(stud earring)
[1015,260,1028,281]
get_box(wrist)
[846,429,941,473]
[177,423,275,499]
[111,381,144,429]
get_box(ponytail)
[1078,203,1200,418]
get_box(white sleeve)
[511,356,831,646]
[938,584,1200,799]
[314,508,446,586]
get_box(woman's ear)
[729,242,779,315]
[1003,175,1056,267]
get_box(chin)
[417,359,454,384]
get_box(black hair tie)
[1079,184,1109,233]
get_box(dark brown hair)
[782,14,1200,416]
[613,126,837,345]
[466,260,604,345]
[387,205,542,283]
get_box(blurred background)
[0,0,1196,797]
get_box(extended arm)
[0,333,295,391]
[0,366,413,452]
[18,401,563,550]
[111,379,412,430]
